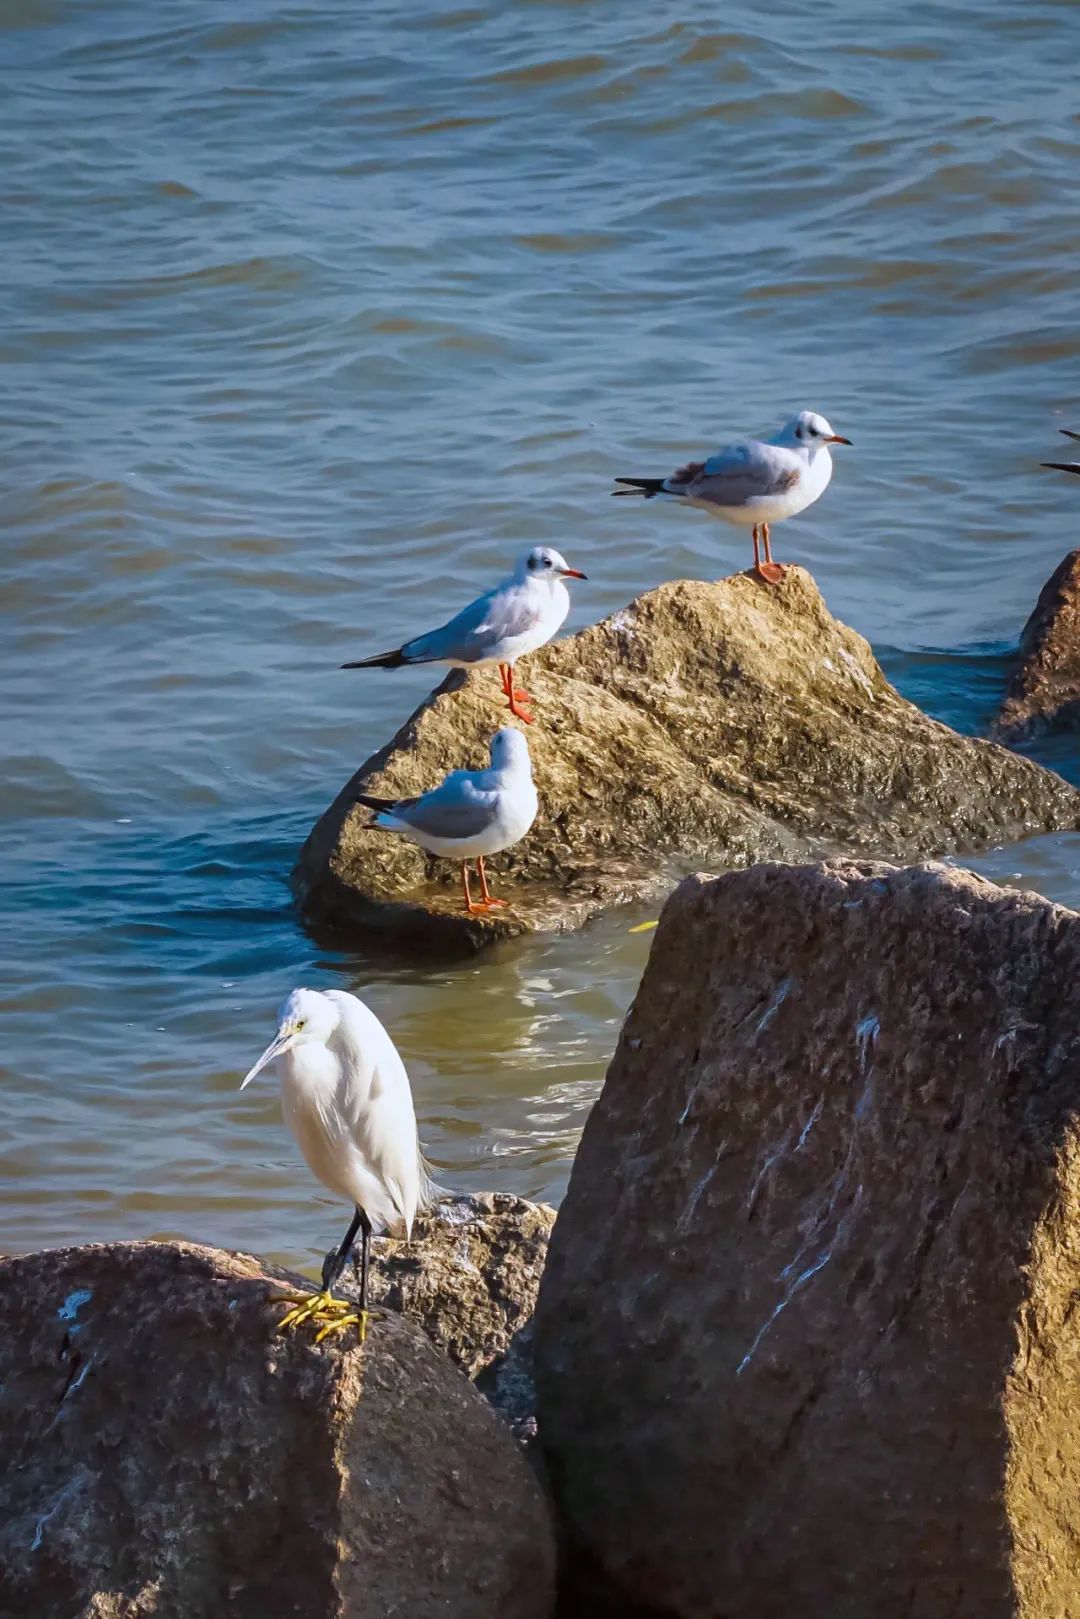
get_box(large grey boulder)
[534,859,1080,1619]
[0,1240,556,1619]
[295,567,1080,953]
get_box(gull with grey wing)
[342,545,586,723]
[614,408,850,584]
[355,726,538,913]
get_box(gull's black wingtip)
[1041,462,1080,476]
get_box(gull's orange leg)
[461,862,484,915]
[755,521,785,586]
[497,662,533,723]
[477,854,507,908]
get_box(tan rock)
[534,859,1080,1619]
[336,1192,556,1442]
[295,567,1080,952]
[0,1240,556,1619]
[995,550,1080,741]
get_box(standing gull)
[240,986,433,1342]
[355,726,538,914]
[342,545,587,723]
[1042,428,1080,476]
[613,409,851,584]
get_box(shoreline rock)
[994,549,1080,742]
[534,858,1080,1619]
[336,1191,555,1444]
[0,1240,556,1619]
[295,567,1080,954]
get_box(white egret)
[354,726,538,914]
[241,986,433,1342]
[614,409,851,584]
[342,544,587,723]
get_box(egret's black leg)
[322,1208,362,1294]
[357,1207,373,1313]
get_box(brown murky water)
[3,0,1079,1271]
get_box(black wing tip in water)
[341,647,407,669]
[1041,462,1080,476]
[612,476,667,498]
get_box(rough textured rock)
[0,1240,556,1619]
[534,860,1080,1619]
[995,549,1080,741]
[295,567,1080,952]
[335,1192,555,1442]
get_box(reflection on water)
[2,1,1080,1270]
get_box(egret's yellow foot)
[314,1308,375,1345]
[272,1288,354,1334]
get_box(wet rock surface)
[295,567,1080,953]
[534,859,1080,1619]
[334,1191,555,1442]
[995,549,1080,741]
[0,1240,556,1619]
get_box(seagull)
[613,409,851,584]
[355,726,538,914]
[240,986,433,1342]
[1042,428,1080,476]
[342,545,587,723]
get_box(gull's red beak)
[825,434,852,446]
[561,567,588,579]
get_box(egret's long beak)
[240,1028,295,1090]
[825,434,852,446]
[561,567,588,579]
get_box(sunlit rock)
[534,859,1080,1619]
[995,549,1080,742]
[295,567,1080,953]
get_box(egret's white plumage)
[242,987,430,1241]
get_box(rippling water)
[3,1,1079,1270]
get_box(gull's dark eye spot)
[543,555,552,568]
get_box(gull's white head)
[488,725,532,775]
[240,987,339,1089]
[781,410,851,450]
[518,545,588,584]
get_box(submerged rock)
[335,1192,555,1442]
[0,1240,555,1619]
[534,859,1080,1619]
[295,567,1080,952]
[994,549,1080,741]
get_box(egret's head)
[784,410,851,449]
[489,725,531,774]
[240,988,338,1090]
[518,545,587,583]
